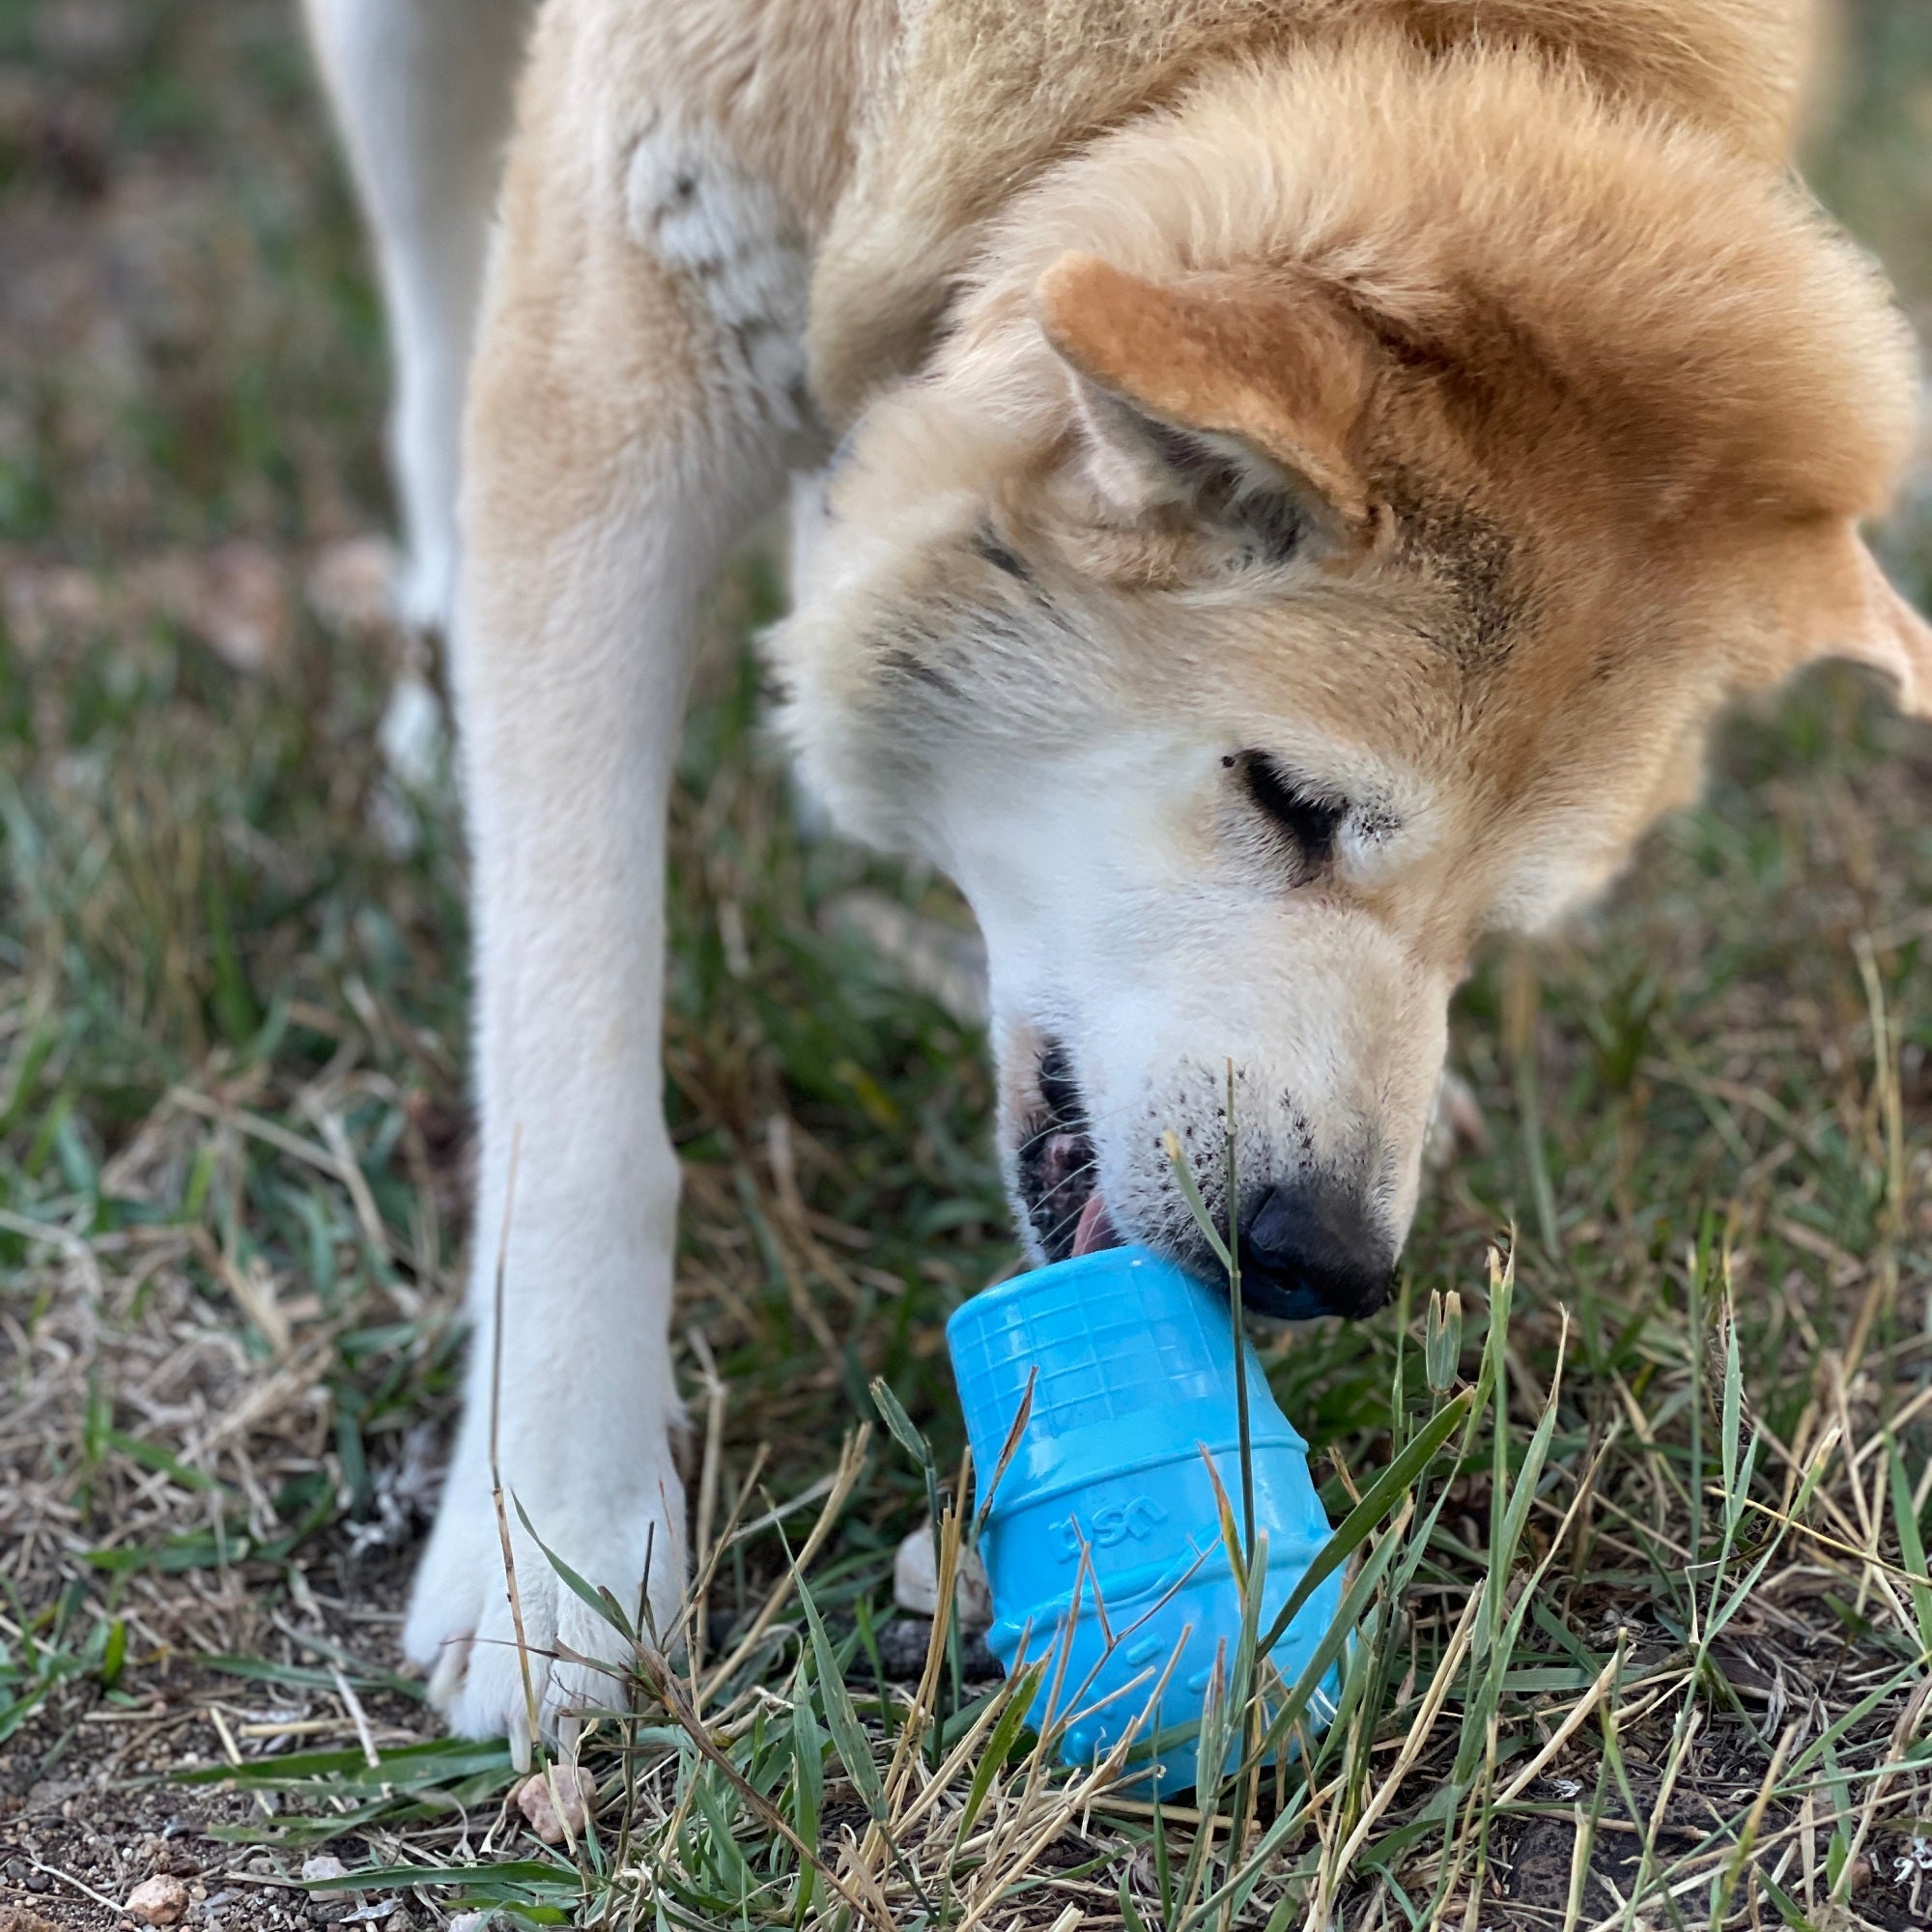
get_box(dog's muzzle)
[1016,1040,1396,1318]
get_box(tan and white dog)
[303,0,1932,1753]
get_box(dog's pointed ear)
[1777,526,1932,716]
[1034,252,1378,539]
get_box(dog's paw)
[402,1423,686,1764]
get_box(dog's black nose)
[1238,1180,1394,1320]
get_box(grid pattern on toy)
[952,1271,1229,1450]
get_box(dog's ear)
[1034,252,1378,547]
[1774,526,1932,716]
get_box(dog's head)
[771,42,1931,1317]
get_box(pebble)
[299,1858,348,1884]
[515,1765,598,1845]
[126,1876,190,1927]
[893,1525,993,1631]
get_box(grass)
[2,1,1932,1927]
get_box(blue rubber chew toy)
[946,1244,1342,1795]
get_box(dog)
[301,0,1932,1756]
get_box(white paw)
[402,1414,686,1764]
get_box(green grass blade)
[1887,1437,1932,1661]
[796,1569,884,1813]
[1162,1133,1233,1272]
[512,1494,637,1643]
[1719,1299,1744,1534]
[1256,1388,1471,1659]
[868,1374,936,1471]
[956,1660,1045,1842]
[1248,1508,1407,1769]
[790,1678,823,1921]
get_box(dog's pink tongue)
[1071,1193,1121,1258]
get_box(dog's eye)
[1232,753,1348,872]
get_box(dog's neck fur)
[807,0,1811,424]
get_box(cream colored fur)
[307,0,1931,1750]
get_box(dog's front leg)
[401,30,809,1755]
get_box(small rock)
[299,1858,347,1885]
[515,1765,598,1845]
[446,1914,494,1932]
[0,1903,59,1932]
[893,1524,993,1632]
[127,1876,190,1927]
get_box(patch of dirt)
[0,1568,433,1932]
